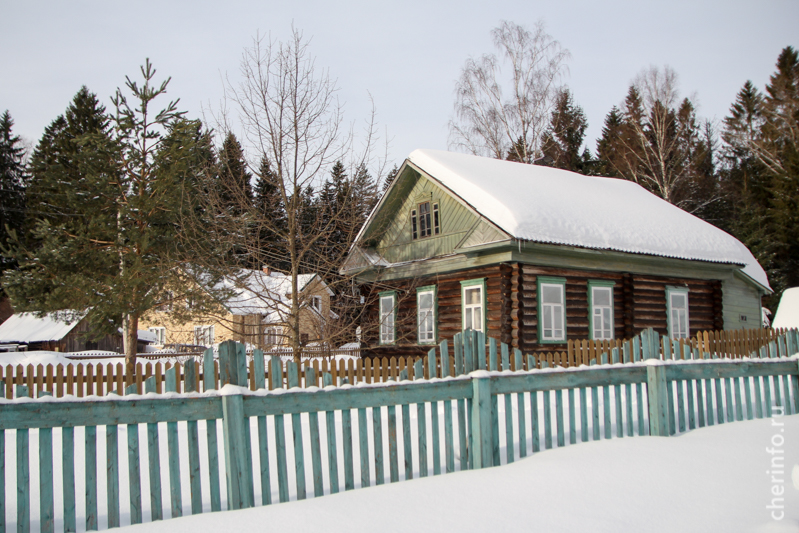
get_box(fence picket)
[372,406,385,485]
[287,362,307,501]
[387,405,399,483]
[85,424,98,531]
[270,357,289,503]
[342,407,355,490]
[201,349,222,512]
[164,368,182,518]
[358,407,370,488]
[144,377,163,521]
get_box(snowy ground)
[115,416,799,533]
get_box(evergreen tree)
[719,47,799,306]
[505,136,532,163]
[217,132,252,215]
[253,156,288,271]
[539,89,590,172]
[0,111,26,291]
[351,163,378,222]
[594,75,714,214]
[4,62,218,374]
[381,164,400,193]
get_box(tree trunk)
[123,312,139,386]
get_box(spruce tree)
[217,132,252,216]
[0,111,26,290]
[381,164,399,193]
[253,156,288,271]
[540,89,589,172]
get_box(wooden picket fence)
[1,327,796,400]
[1,334,798,532]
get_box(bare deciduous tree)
[182,29,388,361]
[448,20,570,163]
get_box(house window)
[411,201,440,240]
[417,286,437,344]
[194,325,214,346]
[301,333,309,345]
[667,287,690,339]
[148,327,166,345]
[310,295,322,312]
[264,326,280,346]
[538,277,566,343]
[588,281,614,340]
[379,291,397,344]
[461,279,486,332]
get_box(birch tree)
[448,20,570,163]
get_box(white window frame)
[538,277,567,343]
[588,281,614,340]
[148,327,166,345]
[461,279,486,333]
[379,291,396,345]
[417,286,437,344]
[264,326,280,346]
[667,286,690,339]
[310,295,322,312]
[194,325,214,346]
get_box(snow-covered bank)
[116,416,799,533]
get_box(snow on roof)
[772,287,799,329]
[215,269,323,321]
[408,149,770,290]
[0,311,84,344]
[137,329,158,343]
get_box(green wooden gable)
[357,165,509,265]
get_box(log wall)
[361,262,723,357]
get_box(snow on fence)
[1,329,798,532]
[0,327,795,400]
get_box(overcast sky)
[3,0,797,174]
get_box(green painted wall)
[722,273,764,329]
[375,174,481,263]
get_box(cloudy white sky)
[3,0,797,172]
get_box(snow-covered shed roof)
[0,311,84,344]
[772,287,799,329]
[406,149,770,290]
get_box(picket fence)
[1,328,798,533]
[1,327,796,401]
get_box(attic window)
[412,201,440,240]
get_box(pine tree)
[4,62,218,374]
[539,89,589,172]
[0,111,26,290]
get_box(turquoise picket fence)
[1,329,798,532]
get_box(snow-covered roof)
[214,269,328,322]
[137,329,158,344]
[407,149,770,290]
[0,311,84,344]
[772,287,799,329]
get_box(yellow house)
[139,266,334,350]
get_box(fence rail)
[0,328,796,400]
[0,329,798,532]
